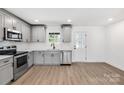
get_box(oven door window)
[7,31,12,38]
[16,55,27,68]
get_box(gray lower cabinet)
[44,51,62,65]
[34,51,44,65]
[33,51,62,65]
[62,51,72,64]
[0,57,13,84]
[28,52,34,67]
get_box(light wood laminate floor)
[12,63,124,85]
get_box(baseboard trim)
[106,62,124,72]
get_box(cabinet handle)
[42,54,44,57]
[13,27,16,30]
[3,60,9,63]
[37,40,39,42]
[51,53,54,57]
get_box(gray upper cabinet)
[21,22,31,42]
[0,12,4,41]
[0,9,31,42]
[4,14,13,29]
[61,25,72,43]
[32,26,46,42]
[12,17,22,31]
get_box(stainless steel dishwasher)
[62,51,72,65]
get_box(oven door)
[14,53,28,74]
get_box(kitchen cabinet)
[12,17,22,31]
[44,51,62,65]
[32,26,46,42]
[28,52,34,67]
[33,51,62,65]
[0,57,13,85]
[62,51,72,64]
[25,24,31,42]
[0,9,31,42]
[61,25,72,42]
[22,22,31,42]
[34,51,44,65]
[4,14,13,29]
[0,12,4,41]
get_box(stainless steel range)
[0,45,28,80]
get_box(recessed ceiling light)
[108,18,113,21]
[34,19,39,22]
[67,19,72,23]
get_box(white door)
[72,32,87,62]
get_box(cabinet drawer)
[0,57,13,67]
[45,51,61,57]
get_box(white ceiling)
[5,8,124,26]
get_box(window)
[73,32,86,49]
[49,33,61,43]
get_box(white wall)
[105,21,124,70]
[72,26,106,62]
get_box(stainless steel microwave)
[3,28,22,41]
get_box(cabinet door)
[21,23,26,42]
[0,12,4,41]
[52,52,62,65]
[22,23,31,42]
[44,52,52,65]
[12,18,22,31]
[32,26,38,42]
[27,25,31,42]
[0,63,13,85]
[34,51,44,65]
[4,14,13,29]
[32,26,46,42]
[44,52,61,65]
[62,27,72,42]
[37,27,46,42]
[28,52,34,67]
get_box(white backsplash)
[0,41,30,51]
[0,41,73,51]
[29,42,73,51]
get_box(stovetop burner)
[0,45,28,56]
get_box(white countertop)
[18,49,72,52]
[0,55,13,60]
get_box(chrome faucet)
[51,43,55,49]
